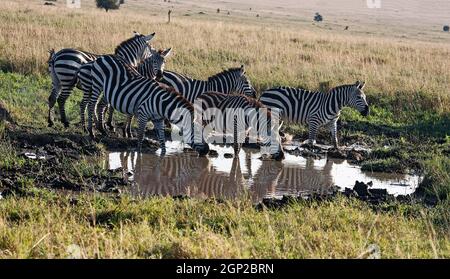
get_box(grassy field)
[0,0,449,258]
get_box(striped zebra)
[259,81,369,148]
[87,55,209,155]
[47,32,154,128]
[155,65,257,102]
[78,48,172,135]
[196,92,284,160]
[47,48,99,128]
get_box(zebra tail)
[48,49,61,95]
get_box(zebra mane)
[115,56,141,77]
[240,95,273,119]
[327,84,355,94]
[207,67,242,82]
[114,35,146,55]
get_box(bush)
[96,0,121,12]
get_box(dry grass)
[0,192,449,259]
[0,0,448,113]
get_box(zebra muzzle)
[361,106,370,116]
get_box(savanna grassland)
[0,0,449,258]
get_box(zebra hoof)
[48,121,54,128]
[107,125,116,133]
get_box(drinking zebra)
[259,81,369,148]
[78,48,172,135]
[47,31,155,128]
[87,54,209,155]
[196,92,284,160]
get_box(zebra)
[78,47,172,136]
[47,31,155,128]
[87,55,209,155]
[259,81,369,148]
[154,65,257,102]
[196,92,285,160]
[47,48,99,128]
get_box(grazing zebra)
[87,55,209,155]
[47,31,154,128]
[155,65,257,102]
[259,81,369,148]
[196,92,284,160]
[78,48,172,135]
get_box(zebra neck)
[325,88,348,114]
[207,75,235,94]
[115,50,141,68]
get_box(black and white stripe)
[47,32,154,128]
[126,153,245,200]
[87,54,209,155]
[47,48,99,127]
[259,81,369,147]
[155,65,257,102]
[196,92,284,160]
[78,47,171,134]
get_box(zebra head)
[115,31,155,67]
[235,65,257,98]
[140,48,172,80]
[348,81,369,116]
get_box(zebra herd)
[47,31,370,160]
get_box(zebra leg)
[153,119,166,155]
[137,113,149,153]
[79,86,91,132]
[106,106,116,132]
[96,98,109,136]
[87,90,101,140]
[125,115,134,138]
[327,119,339,148]
[56,87,73,128]
[47,83,61,128]
[233,115,241,156]
[307,117,320,148]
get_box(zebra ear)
[144,32,156,42]
[133,31,141,36]
[240,65,245,75]
[358,81,366,90]
[162,48,172,58]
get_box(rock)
[208,149,219,157]
[224,153,234,158]
[327,148,347,159]
[348,150,364,162]
[354,180,370,196]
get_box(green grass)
[0,191,449,258]
[0,71,449,258]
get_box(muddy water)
[106,142,420,203]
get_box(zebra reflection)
[251,158,335,201]
[119,152,246,199]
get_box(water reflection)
[107,143,420,202]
